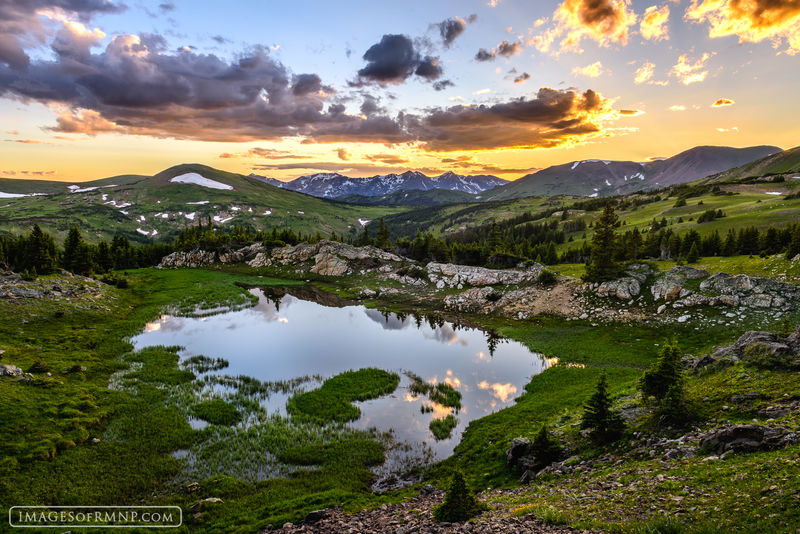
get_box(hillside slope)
[701,146,800,183]
[0,164,409,242]
[485,145,781,200]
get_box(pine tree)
[375,218,391,249]
[786,226,800,260]
[639,342,684,402]
[584,204,622,282]
[531,425,563,467]
[432,471,488,523]
[581,373,625,444]
[24,224,57,274]
[686,242,700,263]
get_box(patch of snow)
[136,228,149,236]
[104,200,132,208]
[213,215,234,223]
[119,210,129,215]
[231,206,240,211]
[604,179,611,186]
[603,160,610,165]
[184,212,196,220]
[263,209,272,215]
[137,215,146,222]
[186,200,209,205]
[571,161,580,170]
[0,191,28,198]
[297,210,305,215]
[358,218,370,226]
[765,191,783,196]
[169,173,233,190]
[589,193,598,198]
[68,185,99,193]
[248,207,252,212]
[101,194,108,201]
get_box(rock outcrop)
[427,262,543,289]
[684,326,800,371]
[651,266,707,301]
[596,276,641,300]
[699,424,798,455]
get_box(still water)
[131,286,550,459]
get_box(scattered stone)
[0,364,23,377]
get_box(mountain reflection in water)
[133,286,551,458]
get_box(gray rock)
[596,276,641,300]
[427,262,542,288]
[699,424,791,454]
[505,437,531,468]
[0,364,23,377]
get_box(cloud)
[716,126,739,132]
[437,15,477,47]
[685,0,800,55]
[669,104,687,111]
[158,2,175,12]
[572,60,604,77]
[670,52,714,84]
[219,148,312,159]
[365,153,410,165]
[712,97,734,107]
[634,61,655,83]
[534,0,638,54]
[336,148,351,160]
[513,72,531,83]
[404,86,625,152]
[49,109,119,135]
[640,4,671,41]
[352,34,443,86]
[0,0,124,71]
[474,40,523,61]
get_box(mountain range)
[483,145,782,200]
[249,170,507,198]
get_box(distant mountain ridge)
[483,145,782,200]
[249,170,507,198]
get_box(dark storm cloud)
[292,73,324,96]
[437,14,477,47]
[433,79,454,91]
[351,34,443,87]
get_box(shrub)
[742,343,796,370]
[537,269,558,286]
[581,373,625,444]
[432,471,488,523]
[531,425,562,467]
[397,264,427,280]
[28,359,50,374]
[486,291,502,302]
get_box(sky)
[1,0,799,182]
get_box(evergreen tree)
[584,204,622,282]
[432,471,488,523]
[786,226,800,260]
[686,242,700,263]
[24,224,57,274]
[639,342,684,402]
[722,228,738,256]
[581,373,625,444]
[531,425,563,467]
[375,218,391,249]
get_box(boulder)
[159,250,217,268]
[505,437,531,468]
[0,364,23,377]
[700,273,754,294]
[427,262,542,288]
[247,252,271,268]
[699,424,792,454]
[443,287,495,313]
[670,265,709,280]
[596,276,641,300]
[310,252,350,276]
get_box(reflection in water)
[132,286,551,459]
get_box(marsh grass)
[287,368,400,423]
[429,414,458,441]
[191,399,242,426]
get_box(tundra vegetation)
[1,172,800,532]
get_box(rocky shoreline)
[159,241,799,327]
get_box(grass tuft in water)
[191,399,242,426]
[429,414,458,441]
[287,368,400,423]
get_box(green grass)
[191,399,242,426]
[287,368,400,423]
[429,415,458,441]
